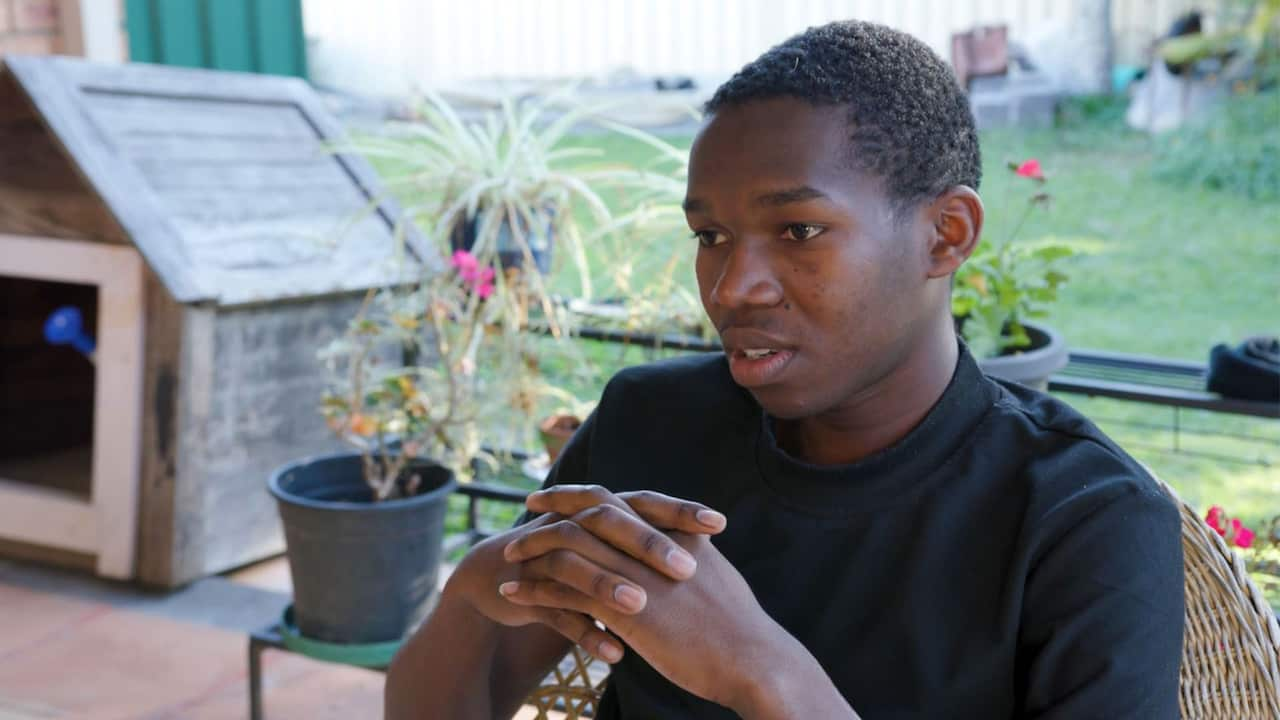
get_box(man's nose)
[710,240,783,310]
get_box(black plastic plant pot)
[268,452,456,644]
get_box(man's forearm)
[385,591,501,720]
[729,626,860,720]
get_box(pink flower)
[451,249,479,277]
[1206,506,1227,536]
[452,249,495,298]
[1014,159,1045,181]
[1232,518,1256,549]
[474,267,495,298]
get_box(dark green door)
[125,0,307,79]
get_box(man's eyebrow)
[754,185,829,206]
[682,186,829,214]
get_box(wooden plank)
[83,90,316,139]
[3,57,206,302]
[0,536,95,573]
[166,303,216,586]
[16,53,313,102]
[133,267,184,588]
[4,55,430,305]
[280,67,435,269]
[112,133,328,164]
[130,158,358,193]
[90,241,145,579]
[0,71,129,243]
[153,185,377,223]
[0,233,135,284]
[0,235,146,579]
[0,480,98,555]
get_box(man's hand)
[442,486,726,664]
[499,486,857,718]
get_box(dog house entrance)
[0,276,97,499]
[0,235,143,579]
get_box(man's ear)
[925,186,983,279]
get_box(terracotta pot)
[539,414,582,464]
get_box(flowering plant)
[317,249,506,500]
[1206,505,1258,548]
[1205,505,1280,609]
[952,158,1075,359]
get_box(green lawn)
[532,100,1280,527]
[388,99,1278,572]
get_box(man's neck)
[776,320,960,466]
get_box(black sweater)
[542,346,1184,719]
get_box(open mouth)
[727,348,796,387]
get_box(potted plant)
[267,92,695,649]
[347,90,689,441]
[953,159,1075,390]
[267,253,509,646]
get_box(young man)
[386,21,1184,719]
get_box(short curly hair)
[706,20,981,209]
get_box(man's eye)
[782,223,824,242]
[692,230,727,248]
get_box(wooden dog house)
[0,56,422,587]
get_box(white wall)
[303,0,1219,97]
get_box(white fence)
[303,0,1222,96]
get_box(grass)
[379,98,1279,597]
[534,97,1280,523]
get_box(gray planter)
[976,321,1068,392]
[268,452,456,644]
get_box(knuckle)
[590,572,610,599]
[507,534,529,554]
[551,610,582,638]
[626,490,656,506]
[641,531,665,557]
[551,520,581,541]
[574,504,611,526]
[584,484,609,500]
[545,549,568,574]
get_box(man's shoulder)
[602,353,746,410]
[984,379,1178,539]
[587,353,758,457]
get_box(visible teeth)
[743,349,777,359]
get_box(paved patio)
[0,557,559,719]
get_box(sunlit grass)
[372,99,1278,539]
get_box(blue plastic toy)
[44,306,96,361]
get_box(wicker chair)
[522,477,1280,719]
[1161,476,1280,718]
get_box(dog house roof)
[3,56,428,307]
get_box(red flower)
[1014,159,1045,181]
[1206,506,1227,536]
[1231,518,1256,549]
